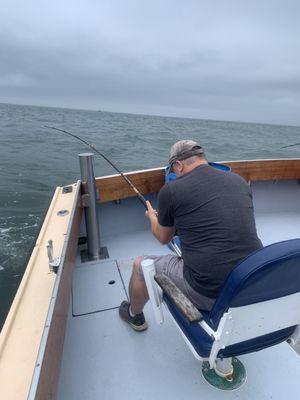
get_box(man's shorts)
[140,254,215,312]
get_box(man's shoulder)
[226,170,249,186]
[160,177,182,192]
[158,182,172,199]
[206,165,248,185]
[199,166,251,193]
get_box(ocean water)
[0,102,300,330]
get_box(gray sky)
[1,0,300,125]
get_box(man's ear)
[177,160,185,173]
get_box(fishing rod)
[43,125,182,257]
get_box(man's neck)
[183,159,208,175]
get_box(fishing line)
[43,125,148,208]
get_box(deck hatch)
[72,260,126,316]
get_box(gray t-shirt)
[158,164,262,298]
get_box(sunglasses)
[167,160,181,173]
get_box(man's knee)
[133,256,143,269]
[132,256,145,281]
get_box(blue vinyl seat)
[142,238,300,388]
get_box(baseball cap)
[168,140,204,166]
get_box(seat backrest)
[209,238,300,331]
[219,291,300,349]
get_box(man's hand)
[144,200,175,245]
[145,200,158,221]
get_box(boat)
[1,156,300,399]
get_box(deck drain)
[108,280,115,285]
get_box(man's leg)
[119,256,149,331]
[128,256,149,314]
[119,254,182,331]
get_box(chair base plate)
[201,357,246,390]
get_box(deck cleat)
[201,357,246,390]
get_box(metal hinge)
[47,240,61,273]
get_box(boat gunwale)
[95,158,300,203]
[28,180,83,400]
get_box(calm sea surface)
[1,102,300,329]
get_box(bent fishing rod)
[43,125,182,257]
[44,125,148,208]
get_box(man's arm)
[145,200,176,245]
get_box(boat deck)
[57,180,300,399]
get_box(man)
[119,140,262,331]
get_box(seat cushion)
[164,294,213,358]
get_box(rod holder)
[79,152,101,260]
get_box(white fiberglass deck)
[57,180,300,400]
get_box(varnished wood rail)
[95,159,300,203]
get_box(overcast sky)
[1,0,300,125]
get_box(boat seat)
[142,238,300,389]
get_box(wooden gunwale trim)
[95,159,300,203]
[96,167,164,203]
[33,181,82,400]
[225,159,300,182]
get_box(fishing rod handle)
[137,193,148,209]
